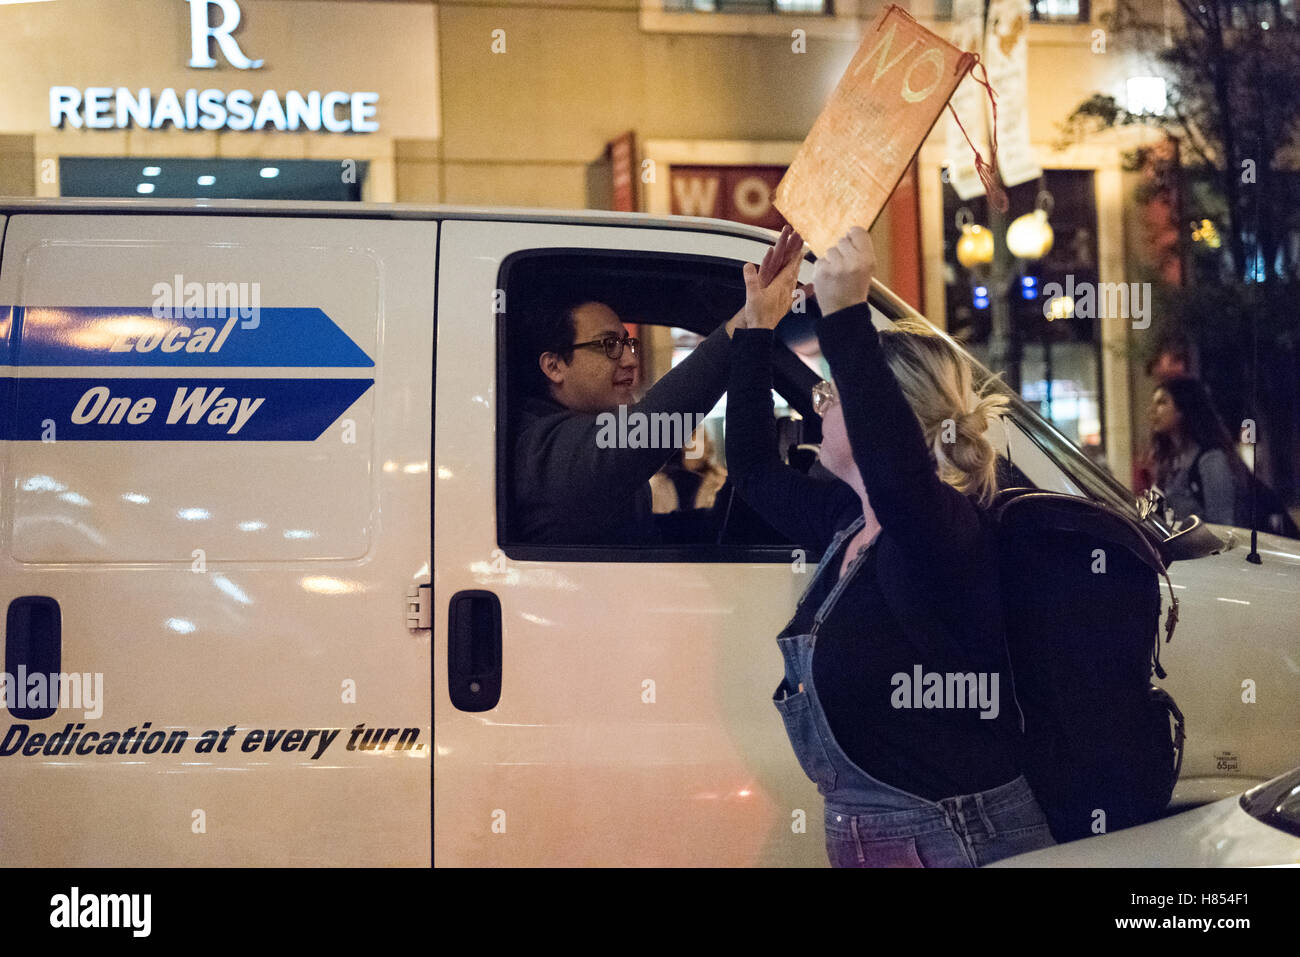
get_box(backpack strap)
[994,491,1179,680]
[1109,502,1180,680]
[1186,447,1207,503]
[1095,502,1180,680]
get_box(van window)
[496,250,1062,563]
[3,236,379,564]
[497,249,823,562]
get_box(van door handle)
[447,590,501,712]
[6,596,61,719]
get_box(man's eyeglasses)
[812,379,839,417]
[572,334,640,360]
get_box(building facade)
[0,0,1164,483]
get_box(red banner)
[608,131,638,212]
[669,165,789,230]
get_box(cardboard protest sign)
[774,4,977,256]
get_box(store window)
[59,157,366,201]
[933,0,1090,22]
[663,0,828,12]
[642,0,855,37]
[941,168,1107,468]
[1028,0,1090,22]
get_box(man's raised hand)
[743,225,806,330]
[757,224,800,287]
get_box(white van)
[0,198,1296,867]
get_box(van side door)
[434,219,826,866]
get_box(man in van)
[513,226,806,546]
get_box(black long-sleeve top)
[726,306,1021,800]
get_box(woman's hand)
[742,225,805,330]
[812,227,875,317]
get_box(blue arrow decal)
[1,377,373,441]
[0,306,13,366]
[4,306,374,367]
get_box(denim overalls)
[772,515,1056,868]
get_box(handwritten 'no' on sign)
[774,4,976,257]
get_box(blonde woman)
[650,426,728,513]
[728,227,1054,867]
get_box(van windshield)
[865,290,1177,543]
[976,362,1174,539]
[1240,767,1300,839]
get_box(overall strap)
[810,514,869,637]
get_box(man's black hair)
[523,292,601,396]
[534,296,581,362]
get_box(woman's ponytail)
[879,319,1009,507]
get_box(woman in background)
[1146,377,1245,527]
[1146,376,1299,536]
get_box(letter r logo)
[186,0,264,69]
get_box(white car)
[872,275,1300,813]
[987,765,1300,866]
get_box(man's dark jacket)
[512,322,731,545]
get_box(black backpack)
[1188,448,1300,539]
[991,489,1186,844]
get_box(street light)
[1011,191,1059,421]
[956,209,995,268]
[953,186,1056,398]
[1007,191,1055,260]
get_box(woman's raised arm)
[726,326,859,552]
[812,228,983,567]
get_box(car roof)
[0,196,783,240]
[0,197,927,318]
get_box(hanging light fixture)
[1007,189,1055,260]
[955,207,994,268]
[1191,218,1221,248]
